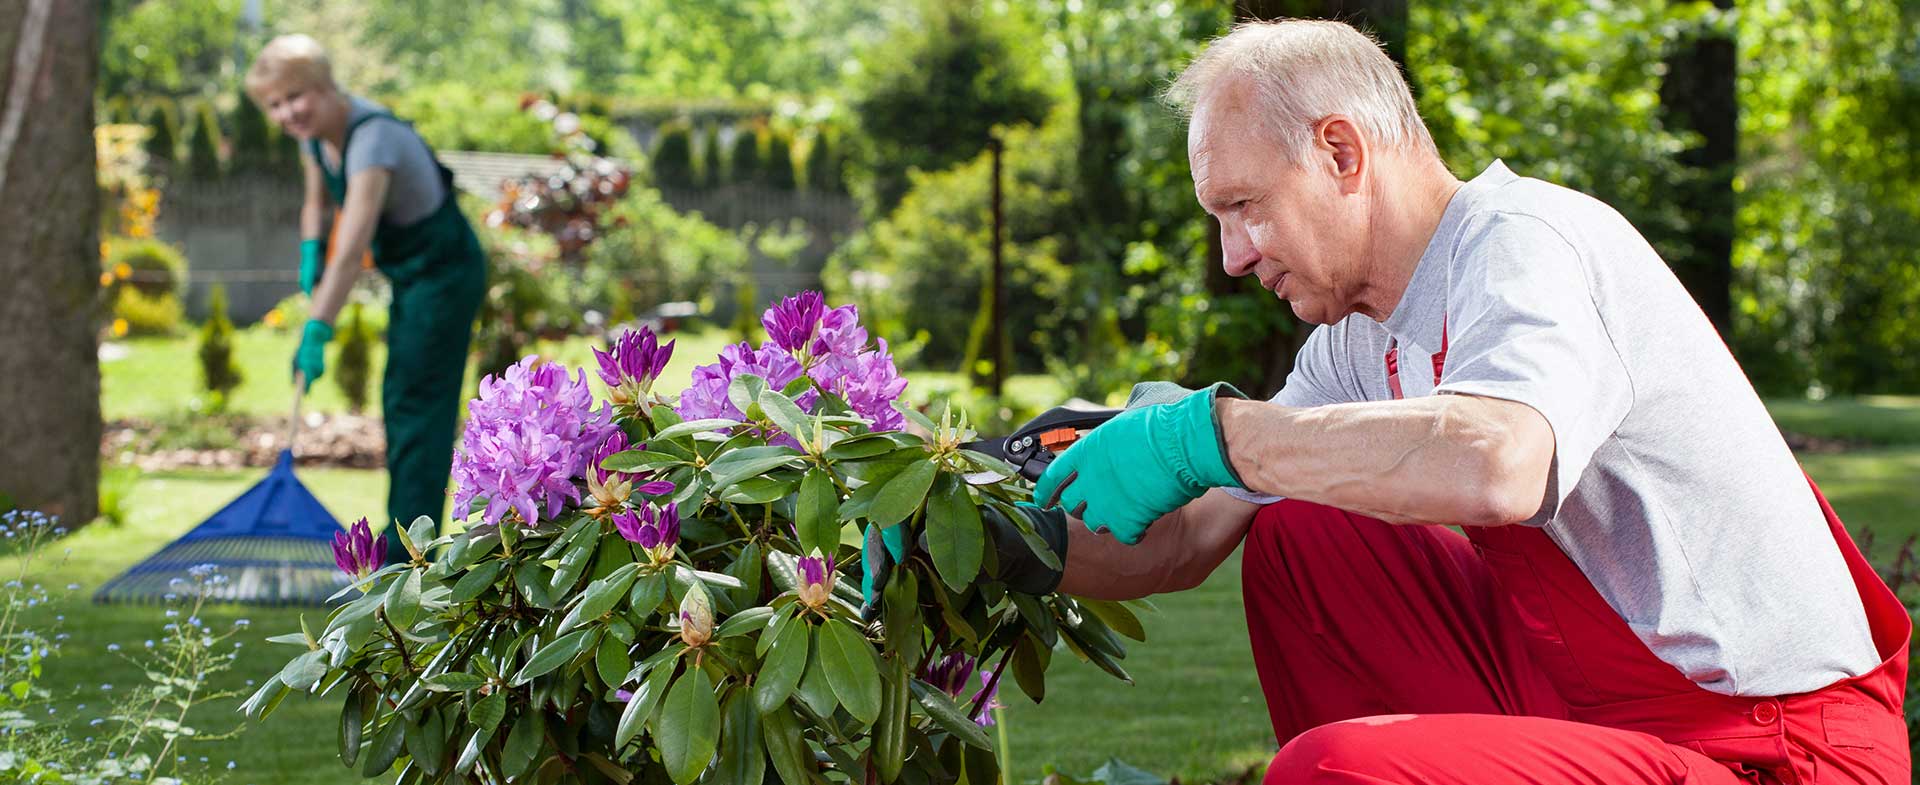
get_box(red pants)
[1243,482,1910,785]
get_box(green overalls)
[310,110,486,563]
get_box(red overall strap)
[1386,315,1448,401]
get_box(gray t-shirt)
[304,96,445,227]
[1231,160,1879,697]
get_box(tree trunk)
[0,0,102,525]
[1658,0,1737,339]
[1188,0,1409,395]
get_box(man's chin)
[1285,296,1335,326]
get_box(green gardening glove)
[292,319,333,392]
[299,238,323,297]
[859,502,1072,622]
[1031,382,1247,545]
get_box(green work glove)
[1031,382,1247,545]
[299,238,323,297]
[860,503,1071,622]
[292,319,334,392]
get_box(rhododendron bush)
[246,292,1146,784]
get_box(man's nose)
[1221,222,1260,277]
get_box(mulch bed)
[102,412,387,471]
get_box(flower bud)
[796,550,837,610]
[678,583,713,648]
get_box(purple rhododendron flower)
[331,517,381,579]
[921,652,1003,726]
[796,552,837,609]
[676,342,816,441]
[810,303,868,360]
[589,430,633,486]
[594,327,674,406]
[763,290,826,353]
[615,502,680,562]
[452,356,617,528]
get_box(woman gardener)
[246,34,486,563]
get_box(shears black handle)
[961,405,1123,482]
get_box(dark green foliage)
[334,303,375,413]
[105,236,188,299]
[143,102,178,164]
[651,123,698,190]
[728,126,765,186]
[849,0,1052,212]
[763,129,797,191]
[700,124,725,188]
[197,284,242,411]
[803,129,843,193]
[230,89,274,173]
[185,101,223,180]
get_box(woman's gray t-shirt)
[1230,160,1879,697]
[305,96,446,227]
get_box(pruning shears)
[959,405,1123,483]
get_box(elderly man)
[1027,19,1908,785]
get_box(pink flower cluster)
[676,292,907,433]
[452,356,618,528]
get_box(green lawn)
[67,330,1920,782]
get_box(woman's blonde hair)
[244,34,336,103]
[1164,19,1437,163]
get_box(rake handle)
[289,371,305,457]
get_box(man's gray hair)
[1165,19,1437,163]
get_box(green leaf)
[658,667,722,785]
[759,700,812,785]
[959,449,1021,479]
[548,529,602,593]
[728,373,770,421]
[825,433,902,460]
[648,419,744,443]
[559,562,642,634]
[596,634,632,690]
[383,569,423,629]
[424,672,487,692]
[753,613,810,714]
[629,572,668,620]
[403,709,447,776]
[501,711,546,780]
[757,388,813,444]
[875,654,910,782]
[712,689,767,785]
[405,515,436,553]
[707,445,805,488]
[1080,598,1148,642]
[925,475,985,592]
[881,570,920,660]
[794,628,839,719]
[239,675,291,721]
[869,458,938,527]
[910,681,994,750]
[337,685,364,766]
[511,630,593,686]
[449,560,506,603]
[796,469,839,555]
[470,691,506,735]
[1011,634,1049,703]
[615,661,674,750]
[278,649,328,691]
[716,606,776,638]
[816,619,882,725]
[361,717,407,777]
[719,476,799,504]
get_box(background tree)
[0,0,102,523]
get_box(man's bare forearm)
[1217,395,1553,526]
[1057,489,1258,600]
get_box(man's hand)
[298,238,323,297]
[859,503,1072,621]
[292,319,334,392]
[1031,383,1245,545]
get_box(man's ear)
[1313,115,1367,195]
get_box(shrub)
[651,122,698,190]
[142,101,177,164]
[581,185,750,315]
[764,128,798,191]
[334,302,375,413]
[728,125,765,185]
[103,235,188,299]
[248,299,1143,784]
[700,124,725,189]
[113,286,184,336]
[185,100,223,180]
[197,283,242,411]
[805,128,844,193]
[230,87,274,173]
